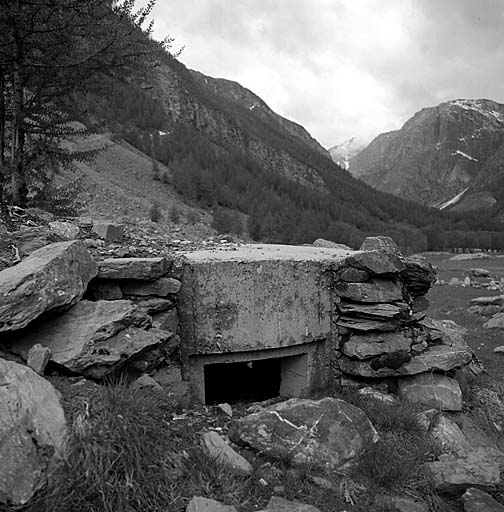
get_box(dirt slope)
[60,131,215,239]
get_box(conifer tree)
[0,0,165,205]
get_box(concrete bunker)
[179,245,351,404]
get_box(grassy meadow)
[425,252,504,377]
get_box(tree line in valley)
[123,118,504,253]
[1,1,504,254]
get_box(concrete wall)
[178,245,353,399]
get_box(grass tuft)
[40,383,185,512]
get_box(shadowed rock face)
[8,300,177,378]
[350,99,504,206]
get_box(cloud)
[146,0,504,147]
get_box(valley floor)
[425,252,504,377]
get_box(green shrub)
[30,178,85,216]
[186,210,199,224]
[161,171,172,184]
[169,205,181,223]
[149,201,162,222]
[212,208,241,235]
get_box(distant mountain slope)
[82,51,504,251]
[190,70,330,159]
[329,137,365,169]
[61,129,213,236]
[350,99,504,208]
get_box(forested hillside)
[79,52,504,252]
[1,2,503,253]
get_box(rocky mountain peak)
[349,98,504,208]
[329,137,366,169]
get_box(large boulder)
[258,497,321,512]
[12,226,50,257]
[338,301,409,319]
[484,313,504,329]
[229,397,378,472]
[462,487,504,512]
[9,300,175,378]
[470,295,504,307]
[121,277,181,297]
[92,221,124,242]
[186,497,237,512]
[0,359,66,508]
[360,236,402,256]
[426,448,501,495]
[377,496,429,512]
[342,329,421,360]
[429,415,472,454]
[0,241,97,332]
[48,221,80,240]
[399,373,462,411]
[313,238,351,250]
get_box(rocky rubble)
[8,300,177,378]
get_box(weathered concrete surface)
[179,245,352,397]
[179,245,350,356]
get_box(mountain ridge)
[350,98,504,209]
[82,50,504,251]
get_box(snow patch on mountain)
[449,99,504,124]
[452,150,478,162]
[329,137,366,170]
[437,187,470,210]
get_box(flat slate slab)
[97,257,171,280]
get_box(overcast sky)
[146,0,504,148]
